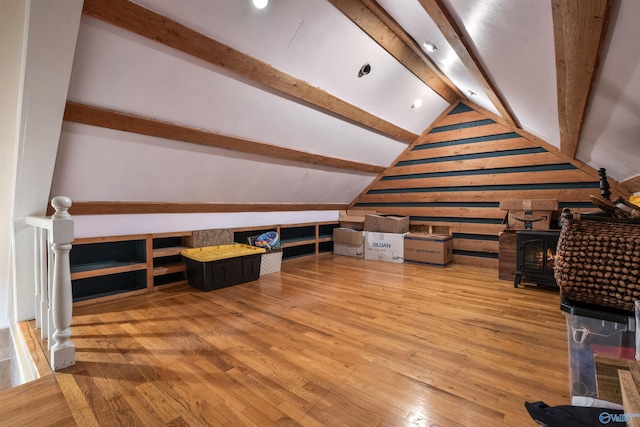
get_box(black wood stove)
[514,230,560,288]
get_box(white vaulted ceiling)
[49,0,640,209]
[51,0,448,205]
[378,0,640,181]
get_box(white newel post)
[49,196,75,370]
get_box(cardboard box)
[334,243,364,258]
[333,228,364,258]
[404,233,453,266]
[364,231,405,263]
[364,214,410,233]
[499,199,558,230]
[333,228,364,246]
[338,210,377,230]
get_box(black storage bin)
[182,244,264,291]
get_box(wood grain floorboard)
[0,374,76,426]
[45,255,570,426]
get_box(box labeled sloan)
[404,233,453,266]
[364,232,406,263]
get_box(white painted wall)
[10,0,83,322]
[0,0,28,329]
[446,0,560,146]
[51,123,377,204]
[67,16,410,168]
[577,0,640,183]
[52,13,425,207]
[73,210,341,239]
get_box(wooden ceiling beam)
[82,0,418,143]
[47,202,349,216]
[328,0,462,104]
[64,102,386,175]
[552,0,613,159]
[359,0,465,101]
[417,0,520,128]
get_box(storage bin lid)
[182,244,265,262]
[561,297,632,325]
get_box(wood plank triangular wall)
[353,102,625,268]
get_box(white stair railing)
[25,196,75,370]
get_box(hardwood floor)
[0,374,75,426]
[31,255,570,426]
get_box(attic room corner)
[1,0,84,388]
[1,0,640,425]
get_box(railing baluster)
[46,234,53,348]
[25,196,75,370]
[34,227,43,329]
[49,197,75,370]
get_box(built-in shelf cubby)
[72,270,147,302]
[71,221,339,306]
[150,232,191,289]
[70,232,192,306]
[70,236,146,280]
[233,227,275,247]
[233,221,339,260]
[70,235,147,304]
[280,224,317,260]
[318,223,339,254]
[279,224,316,247]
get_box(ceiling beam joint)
[552,0,613,159]
[417,0,520,127]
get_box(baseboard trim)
[9,323,40,386]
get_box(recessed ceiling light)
[411,98,423,109]
[252,0,268,9]
[423,42,437,53]
[358,63,372,78]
